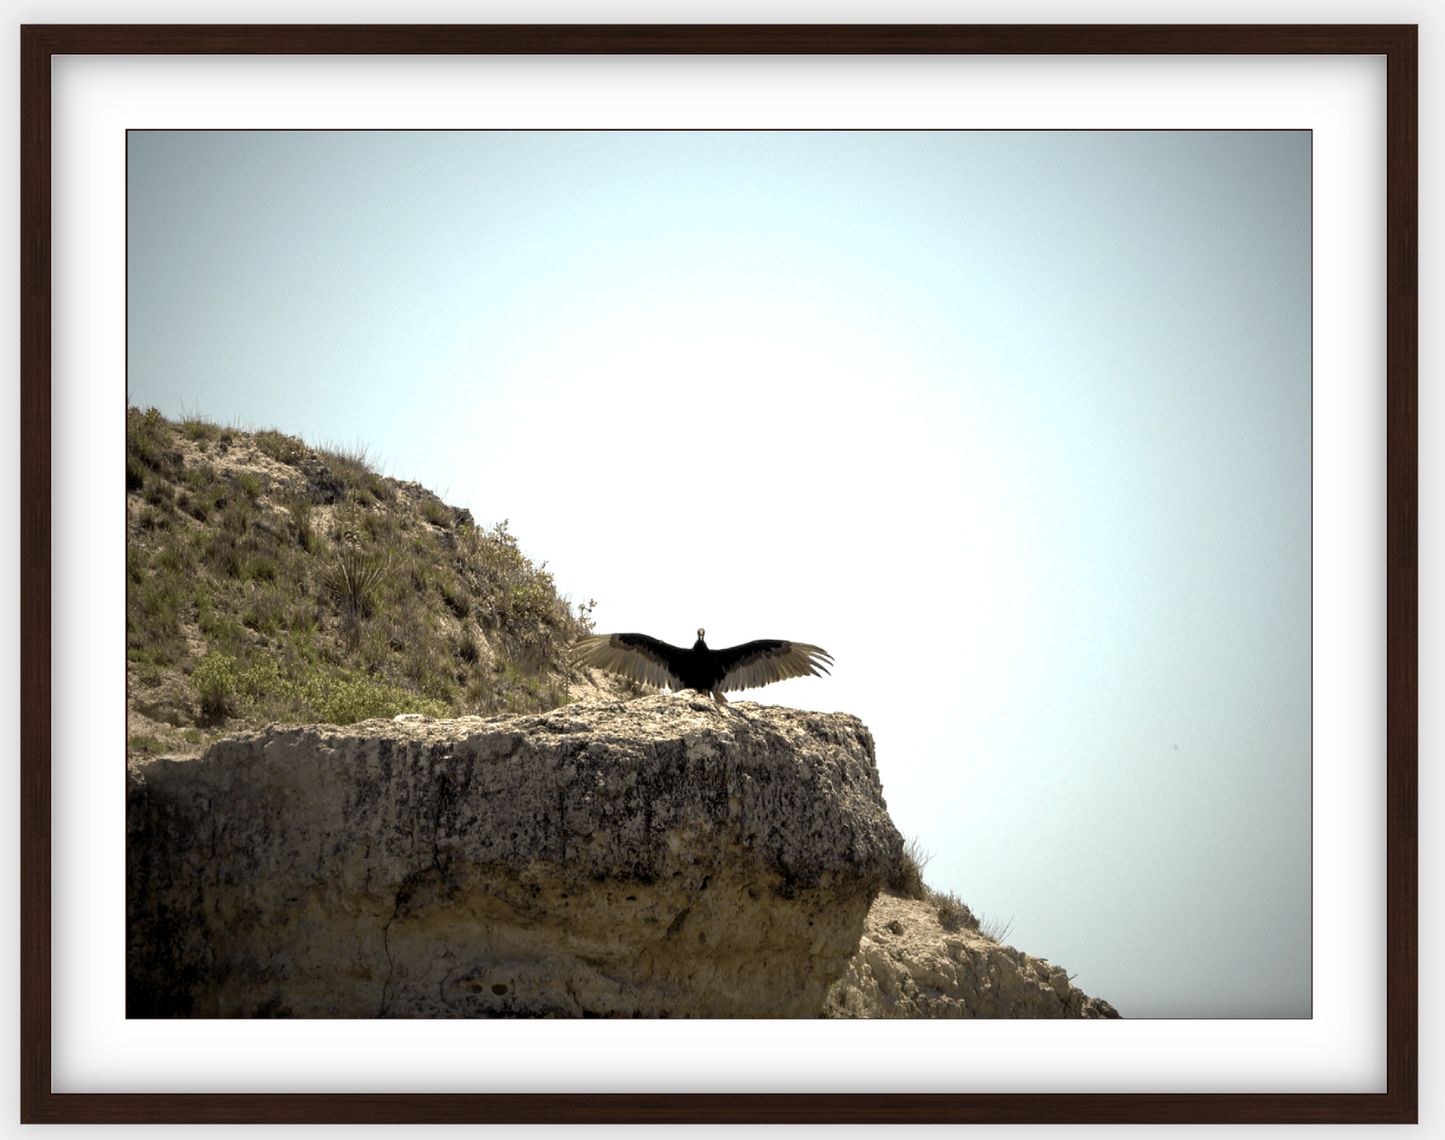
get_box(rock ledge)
[127,694,903,1018]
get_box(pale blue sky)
[128,129,1312,1017]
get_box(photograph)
[20,20,1416,1127]
[122,126,1311,1023]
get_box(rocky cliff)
[126,693,904,1018]
[822,891,1121,1019]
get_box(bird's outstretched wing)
[571,633,686,691]
[573,632,833,701]
[712,640,834,694]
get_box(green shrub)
[191,652,247,718]
[126,454,147,493]
[143,476,175,510]
[241,584,289,635]
[184,464,218,490]
[316,439,378,492]
[191,651,448,725]
[287,498,319,552]
[153,542,191,575]
[361,512,396,544]
[302,673,448,725]
[217,499,250,538]
[254,429,307,465]
[419,498,449,527]
[196,592,246,653]
[127,405,182,479]
[237,472,265,502]
[244,556,280,584]
[133,574,184,640]
[136,507,171,533]
[187,479,226,523]
[441,577,472,618]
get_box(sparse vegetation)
[254,428,307,465]
[884,834,1006,944]
[977,912,1015,945]
[928,885,978,934]
[316,438,391,504]
[190,651,451,725]
[126,408,597,759]
[887,835,933,899]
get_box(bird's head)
[697,627,706,641]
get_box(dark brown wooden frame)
[19,24,1417,1125]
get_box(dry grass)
[126,408,598,755]
[882,833,1007,944]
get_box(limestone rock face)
[823,891,1121,1019]
[126,694,904,1018]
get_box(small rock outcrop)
[823,891,1121,1018]
[126,694,904,1018]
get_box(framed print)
[19,23,1417,1125]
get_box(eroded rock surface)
[127,693,903,1018]
[823,891,1121,1018]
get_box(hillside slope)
[125,408,625,764]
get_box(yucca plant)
[320,532,389,639]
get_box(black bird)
[571,627,832,704]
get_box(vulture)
[571,627,832,704]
